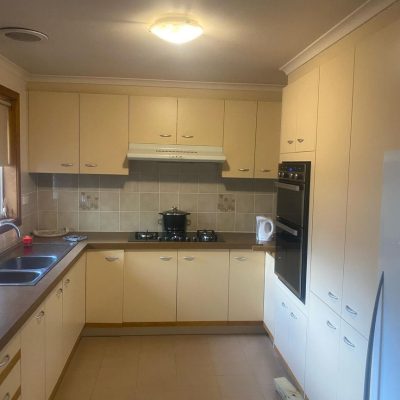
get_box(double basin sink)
[0,243,76,286]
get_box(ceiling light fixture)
[150,16,203,44]
[0,27,48,42]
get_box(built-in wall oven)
[275,161,311,303]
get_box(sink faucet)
[0,219,21,238]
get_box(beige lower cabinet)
[0,360,21,400]
[21,304,46,400]
[86,250,124,323]
[63,254,86,359]
[263,252,276,335]
[45,284,64,399]
[228,251,265,321]
[124,251,177,322]
[0,334,21,400]
[177,250,229,321]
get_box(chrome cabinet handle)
[326,320,337,330]
[160,134,172,138]
[64,278,71,286]
[287,140,294,144]
[234,256,248,262]
[183,256,195,261]
[345,305,358,316]
[85,163,98,167]
[0,354,10,368]
[61,163,73,167]
[160,256,172,261]
[3,393,10,400]
[35,310,45,320]
[290,312,297,320]
[105,256,119,262]
[181,135,194,139]
[260,169,271,172]
[297,138,304,143]
[343,336,356,348]
[56,288,63,296]
[281,302,288,309]
[328,291,339,301]
[238,168,250,172]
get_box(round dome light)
[150,17,203,44]
[0,27,48,42]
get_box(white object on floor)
[274,377,302,400]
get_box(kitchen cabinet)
[177,250,229,321]
[222,100,257,178]
[342,19,400,337]
[274,286,307,388]
[337,320,368,400]
[228,251,264,321]
[0,334,21,399]
[305,293,340,400]
[28,91,79,174]
[177,98,224,146]
[129,96,177,144]
[280,68,319,153]
[263,252,276,336]
[311,49,354,314]
[254,102,281,179]
[124,251,177,322]
[0,359,20,400]
[21,304,46,400]
[80,93,129,175]
[63,254,86,359]
[86,250,124,323]
[44,283,64,399]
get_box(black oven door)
[275,181,305,227]
[274,220,307,302]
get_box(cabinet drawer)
[0,334,20,384]
[0,360,20,400]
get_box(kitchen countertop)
[0,232,275,351]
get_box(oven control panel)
[278,163,307,183]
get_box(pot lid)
[159,206,190,216]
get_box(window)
[0,84,20,232]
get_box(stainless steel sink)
[0,256,57,270]
[0,270,43,285]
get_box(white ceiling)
[0,0,366,85]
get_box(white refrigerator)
[364,150,400,399]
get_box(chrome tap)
[0,219,21,238]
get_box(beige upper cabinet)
[222,100,257,178]
[311,49,354,315]
[28,91,79,173]
[280,67,319,153]
[129,96,177,144]
[86,250,124,323]
[254,102,281,178]
[177,98,224,146]
[80,93,129,175]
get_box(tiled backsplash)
[35,161,276,233]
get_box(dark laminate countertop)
[0,232,275,351]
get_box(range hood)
[127,143,226,163]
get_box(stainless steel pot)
[159,207,190,232]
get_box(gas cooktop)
[128,230,219,242]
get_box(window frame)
[0,84,21,235]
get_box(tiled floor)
[54,334,286,400]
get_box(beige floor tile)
[54,370,98,400]
[177,384,222,400]
[217,375,263,398]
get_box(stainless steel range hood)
[127,143,226,163]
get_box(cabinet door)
[305,294,340,400]
[263,252,276,335]
[274,287,290,359]
[337,320,368,400]
[129,96,177,144]
[222,100,257,178]
[63,253,86,359]
[311,49,354,314]
[124,251,177,322]
[21,304,46,400]
[177,98,224,146]
[45,284,64,399]
[177,250,229,321]
[86,250,124,323]
[343,19,400,337]
[28,91,79,173]
[280,84,296,153]
[254,102,281,179]
[80,94,128,175]
[295,68,319,152]
[228,251,264,321]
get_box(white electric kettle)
[256,216,274,243]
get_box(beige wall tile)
[79,174,100,191]
[59,191,79,212]
[37,174,54,190]
[121,173,140,192]
[198,194,218,212]
[160,193,179,211]
[59,212,78,231]
[179,193,197,212]
[160,175,180,193]
[120,193,140,211]
[236,193,255,213]
[140,212,160,231]
[38,191,57,211]
[100,212,119,232]
[119,212,140,232]
[179,174,198,193]
[54,174,78,191]
[217,194,235,212]
[140,193,159,212]
[80,191,99,211]
[79,211,100,231]
[216,213,235,232]
[254,194,274,214]
[38,211,57,230]
[100,175,125,191]
[139,173,159,192]
[235,213,255,232]
[197,213,217,230]
[100,192,119,211]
